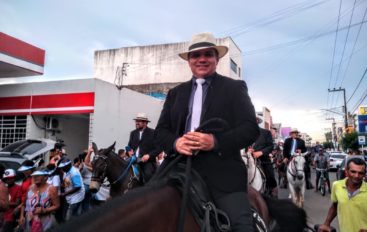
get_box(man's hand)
[318,224,331,232]
[253,151,263,158]
[184,132,215,151]
[175,132,215,156]
[141,154,150,162]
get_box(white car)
[0,138,56,170]
[327,151,347,171]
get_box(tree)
[324,132,332,142]
[341,132,359,151]
[323,141,334,149]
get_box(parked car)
[326,151,347,171]
[0,138,56,170]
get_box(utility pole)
[326,117,337,150]
[115,62,129,90]
[328,87,348,130]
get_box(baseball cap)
[3,169,16,179]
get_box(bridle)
[91,153,138,189]
[287,154,305,180]
[91,154,108,183]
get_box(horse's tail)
[263,195,308,232]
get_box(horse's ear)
[106,142,116,154]
[92,142,99,154]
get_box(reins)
[111,155,137,185]
[287,155,305,180]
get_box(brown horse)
[89,143,140,197]
[73,143,309,232]
[55,179,308,232]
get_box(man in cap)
[249,117,278,198]
[2,169,22,231]
[155,32,259,231]
[128,113,160,183]
[58,158,85,221]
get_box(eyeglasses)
[189,50,216,59]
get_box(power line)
[351,88,367,113]
[340,6,367,86]
[333,0,358,89]
[327,0,343,115]
[347,67,367,103]
[241,19,367,55]
[328,0,343,90]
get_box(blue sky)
[1,0,366,141]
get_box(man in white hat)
[128,113,160,183]
[283,128,313,189]
[155,32,259,231]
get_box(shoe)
[328,189,331,194]
[314,189,318,193]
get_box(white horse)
[287,152,306,208]
[241,149,266,193]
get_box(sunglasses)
[189,50,216,59]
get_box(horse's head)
[291,153,306,180]
[90,142,115,193]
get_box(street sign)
[358,135,366,145]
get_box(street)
[277,168,340,231]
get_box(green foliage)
[322,141,334,149]
[324,132,332,142]
[341,132,359,151]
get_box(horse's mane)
[54,179,173,232]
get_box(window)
[230,59,237,74]
[0,116,27,148]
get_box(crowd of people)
[0,32,366,232]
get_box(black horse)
[89,143,140,197]
[74,143,310,232]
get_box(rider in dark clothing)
[283,129,313,189]
[251,118,278,198]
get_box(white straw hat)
[178,32,228,61]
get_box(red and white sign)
[0,92,94,115]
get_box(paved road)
[276,168,340,231]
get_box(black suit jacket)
[155,73,259,198]
[283,137,307,159]
[128,127,159,161]
[253,128,274,163]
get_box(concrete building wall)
[94,37,242,93]
[92,79,164,150]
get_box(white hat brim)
[18,166,35,172]
[179,46,228,61]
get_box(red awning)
[0,32,45,78]
[0,92,94,115]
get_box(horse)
[241,149,266,193]
[287,152,306,208]
[89,143,141,197]
[71,143,310,232]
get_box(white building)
[94,37,242,94]
[0,79,163,156]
